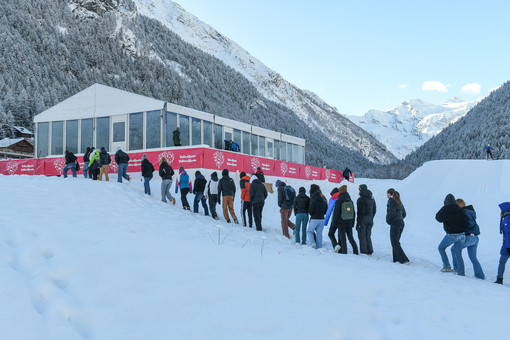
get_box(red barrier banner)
[203,149,244,173]
[327,169,341,183]
[0,159,42,175]
[242,155,275,176]
[302,165,322,181]
[274,161,301,179]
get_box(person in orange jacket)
[239,172,253,228]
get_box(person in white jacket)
[206,172,220,220]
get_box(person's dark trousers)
[328,223,339,248]
[252,202,264,231]
[180,188,190,209]
[340,225,359,254]
[390,224,409,263]
[193,192,209,215]
[208,194,219,218]
[91,166,99,180]
[241,201,253,227]
[358,222,374,254]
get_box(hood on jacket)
[222,169,229,177]
[116,146,121,152]
[211,172,218,181]
[250,175,258,183]
[100,147,106,153]
[181,170,187,176]
[197,174,205,180]
[330,187,339,196]
[464,205,475,212]
[241,175,251,181]
[179,166,185,173]
[499,202,510,213]
[444,194,456,206]
[360,189,373,199]
[331,192,340,200]
[299,187,306,194]
[275,180,285,187]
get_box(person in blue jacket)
[175,166,192,210]
[495,202,510,284]
[450,199,485,279]
[484,144,494,160]
[324,187,341,252]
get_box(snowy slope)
[349,98,476,159]
[2,159,510,338]
[127,0,396,164]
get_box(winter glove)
[507,248,510,255]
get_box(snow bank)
[1,160,510,339]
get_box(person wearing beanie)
[115,146,131,183]
[141,154,154,195]
[307,184,328,249]
[239,171,253,227]
[249,174,268,231]
[98,147,111,181]
[276,180,296,238]
[357,184,376,255]
[293,187,310,244]
[175,166,192,210]
[207,172,220,220]
[218,168,238,223]
[255,167,266,183]
[496,202,510,284]
[330,185,359,254]
[324,187,341,252]
[193,170,209,216]
[88,148,101,180]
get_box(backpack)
[341,200,354,220]
[284,185,296,204]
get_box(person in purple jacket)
[495,202,510,284]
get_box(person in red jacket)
[239,172,253,228]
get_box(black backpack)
[284,185,296,204]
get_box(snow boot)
[172,198,176,205]
[441,267,453,273]
[233,218,239,224]
[495,277,503,284]
[334,245,341,253]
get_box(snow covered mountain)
[348,98,476,159]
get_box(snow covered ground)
[1,160,510,339]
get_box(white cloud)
[422,81,448,92]
[397,83,409,89]
[461,83,481,95]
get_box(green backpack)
[341,200,354,220]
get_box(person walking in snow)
[255,167,266,183]
[115,147,130,183]
[450,199,484,279]
[293,187,310,244]
[276,180,296,238]
[82,147,91,179]
[495,202,510,284]
[88,148,100,180]
[63,150,77,178]
[239,172,253,228]
[249,174,268,231]
[158,157,175,205]
[207,172,220,220]
[141,154,154,195]
[357,184,376,255]
[173,127,181,146]
[436,193,468,275]
[386,189,409,264]
[342,167,352,181]
[175,166,192,210]
[484,144,494,160]
[98,147,111,181]
[307,184,328,249]
[330,185,359,255]
[193,170,209,215]
[325,188,341,252]
[218,169,238,223]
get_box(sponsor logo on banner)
[305,166,311,179]
[213,151,225,169]
[53,158,65,174]
[251,157,260,172]
[21,164,34,172]
[325,169,331,180]
[158,151,175,164]
[280,162,288,176]
[6,161,18,175]
[109,159,118,172]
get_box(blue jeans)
[63,163,76,178]
[307,219,324,249]
[144,177,151,195]
[295,213,309,244]
[438,233,465,276]
[82,162,89,178]
[498,254,510,279]
[193,192,209,215]
[117,163,129,183]
[451,235,485,279]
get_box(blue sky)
[175,1,510,116]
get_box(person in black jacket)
[436,193,468,275]
[63,150,77,178]
[386,189,409,264]
[82,147,91,179]
[357,184,376,255]
[330,185,359,254]
[293,187,310,244]
[249,175,268,231]
[307,184,328,248]
[255,167,266,183]
[115,147,130,183]
[98,147,111,181]
[193,170,209,215]
[218,169,238,223]
[141,154,154,195]
[342,168,352,181]
[159,157,175,205]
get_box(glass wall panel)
[129,113,143,150]
[214,124,223,149]
[293,144,299,164]
[267,140,274,158]
[251,134,258,156]
[80,119,93,152]
[51,121,63,155]
[298,145,304,164]
[65,120,78,153]
[274,140,280,160]
[280,141,286,161]
[287,143,293,163]
[146,110,161,149]
[166,112,178,147]
[37,122,49,157]
[96,117,110,151]
[203,121,213,147]
[179,115,190,146]
[259,136,265,158]
[192,118,201,145]
[242,131,250,155]
[234,129,241,151]
[113,122,125,142]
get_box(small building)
[33,84,306,163]
[0,138,34,159]
[13,126,34,139]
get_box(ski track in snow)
[2,160,510,339]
